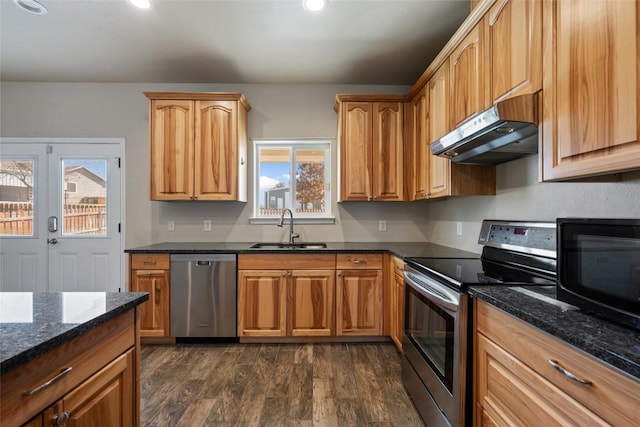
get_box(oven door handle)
[404,270,460,312]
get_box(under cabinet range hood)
[431,93,539,165]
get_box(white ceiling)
[0,0,470,85]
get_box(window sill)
[249,217,336,225]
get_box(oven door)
[403,265,468,427]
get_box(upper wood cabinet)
[405,87,430,201]
[449,21,490,128]
[145,92,250,201]
[335,95,405,202]
[540,0,640,180]
[487,0,542,103]
[427,62,496,199]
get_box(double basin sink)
[250,242,328,250]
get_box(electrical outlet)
[168,220,175,232]
[378,220,387,232]
[456,222,462,236]
[204,220,212,231]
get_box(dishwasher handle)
[196,261,211,266]
[170,254,236,263]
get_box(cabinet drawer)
[0,311,135,426]
[238,254,336,270]
[336,253,383,269]
[130,253,170,270]
[390,256,405,277]
[475,300,640,426]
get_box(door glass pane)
[61,159,107,236]
[258,147,291,216]
[295,149,326,215]
[0,159,35,236]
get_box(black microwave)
[557,218,640,331]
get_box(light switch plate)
[379,220,387,232]
[204,220,212,231]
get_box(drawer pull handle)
[353,259,366,265]
[143,260,157,265]
[547,359,592,385]
[23,366,73,396]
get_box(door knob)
[47,238,58,245]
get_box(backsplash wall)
[2,81,639,252]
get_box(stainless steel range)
[402,220,557,427]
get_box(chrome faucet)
[278,208,299,244]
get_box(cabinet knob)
[52,411,70,426]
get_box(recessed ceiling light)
[129,0,151,9]
[303,0,327,12]
[12,0,48,15]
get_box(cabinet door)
[541,0,640,180]
[238,270,287,336]
[488,0,542,103]
[336,269,383,335]
[391,272,404,351]
[194,100,238,200]
[288,270,335,336]
[450,22,489,128]
[131,269,170,337]
[372,102,404,201]
[62,349,134,427]
[149,99,194,200]
[428,61,452,198]
[340,101,373,201]
[406,88,430,200]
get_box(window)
[254,139,332,220]
[66,181,77,193]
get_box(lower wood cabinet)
[129,254,170,337]
[475,299,640,426]
[237,254,336,337]
[1,311,139,427]
[387,255,404,351]
[336,254,384,336]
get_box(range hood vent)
[430,93,539,165]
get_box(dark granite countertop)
[470,285,640,381]
[0,292,149,375]
[125,241,480,259]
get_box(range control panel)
[478,220,556,255]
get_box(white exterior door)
[0,139,123,292]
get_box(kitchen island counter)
[0,292,148,375]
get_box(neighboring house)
[264,186,289,210]
[64,166,105,204]
[0,170,31,202]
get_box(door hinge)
[117,157,121,168]
[118,223,121,233]
[46,145,53,154]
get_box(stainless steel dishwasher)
[170,254,237,341]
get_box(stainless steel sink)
[250,242,328,249]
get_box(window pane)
[295,149,326,215]
[0,160,34,236]
[62,159,107,236]
[258,147,290,216]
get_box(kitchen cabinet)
[428,62,496,199]
[449,21,489,129]
[129,254,170,337]
[145,92,250,201]
[335,95,405,202]
[487,0,542,103]
[26,350,134,427]
[540,0,640,180]
[336,254,384,336]
[387,255,404,351]
[405,86,430,201]
[237,254,336,337]
[1,310,139,426]
[475,299,640,426]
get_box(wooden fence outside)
[259,207,326,216]
[0,202,106,236]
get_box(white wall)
[2,81,639,253]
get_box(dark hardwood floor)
[140,342,425,427]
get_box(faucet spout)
[278,208,299,244]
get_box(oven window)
[405,285,454,392]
